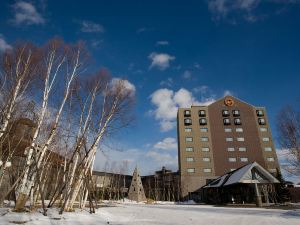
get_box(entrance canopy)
[203,162,279,188]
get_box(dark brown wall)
[208,97,266,176]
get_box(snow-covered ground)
[0,202,299,225]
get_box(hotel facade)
[177,96,280,198]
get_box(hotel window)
[258,118,266,125]
[200,128,208,133]
[223,118,231,125]
[222,110,230,117]
[262,137,270,142]
[237,137,245,142]
[232,110,240,117]
[256,110,264,117]
[185,137,193,142]
[185,147,194,152]
[203,157,210,162]
[199,110,206,117]
[260,127,268,132]
[201,137,209,142]
[203,168,212,173]
[234,118,242,125]
[226,137,233,142]
[185,128,192,132]
[202,147,210,152]
[267,157,275,162]
[199,118,207,125]
[184,110,191,117]
[236,128,243,132]
[227,147,235,152]
[228,157,237,162]
[184,118,192,125]
[239,147,247,152]
[240,157,248,162]
[225,128,232,132]
[186,157,195,162]
[264,147,272,152]
[187,168,195,173]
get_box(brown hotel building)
[177,96,280,198]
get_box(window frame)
[198,110,206,117]
[185,137,193,142]
[184,110,191,117]
[226,137,233,142]
[223,118,231,125]
[185,147,194,152]
[199,118,207,125]
[187,168,195,173]
[228,157,237,162]
[232,110,240,117]
[222,110,230,117]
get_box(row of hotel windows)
[187,167,276,174]
[187,168,211,173]
[223,118,241,125]
[184,117,266,126]
[222,110,240,117]
[184,118,207,126]
[186,157,251,163]
[184,110,206,117]
[185,146,273,152]
[184,127,268,133]
[185,136,270,142]
[184,109,264,117]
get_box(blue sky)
[0,0,300,180]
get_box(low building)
[92,171,132,200]
[142,167,180,201]
[200,162,279,206]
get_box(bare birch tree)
[60,73,134,213]
[15,39,87,213]
[277,105,300,176]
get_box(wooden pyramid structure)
[128,166,146,202]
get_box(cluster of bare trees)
[277,104,300,177]
[0,38,134,214]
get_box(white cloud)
[193,85,209,94]
[80,20,104,33]
[182,70,192,79]
[208,0,260,17]
[223,90,234,96]
[208,0,300,23]
[146,150,178,170]
[154,137,177,151]
[156,41,169,46]
[0,35,12,52]
[11,1,45,25]
[111,78,136,97]
[148,52,175,71]
[150,88,214,132]
[91,39,104,48]
[160,77,173,87]
[93,143,178,176]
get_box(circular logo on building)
[224,97,234,106]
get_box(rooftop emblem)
[224,97,234,106]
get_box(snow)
[0,203,299,225]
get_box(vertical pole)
[254,183,262,207]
